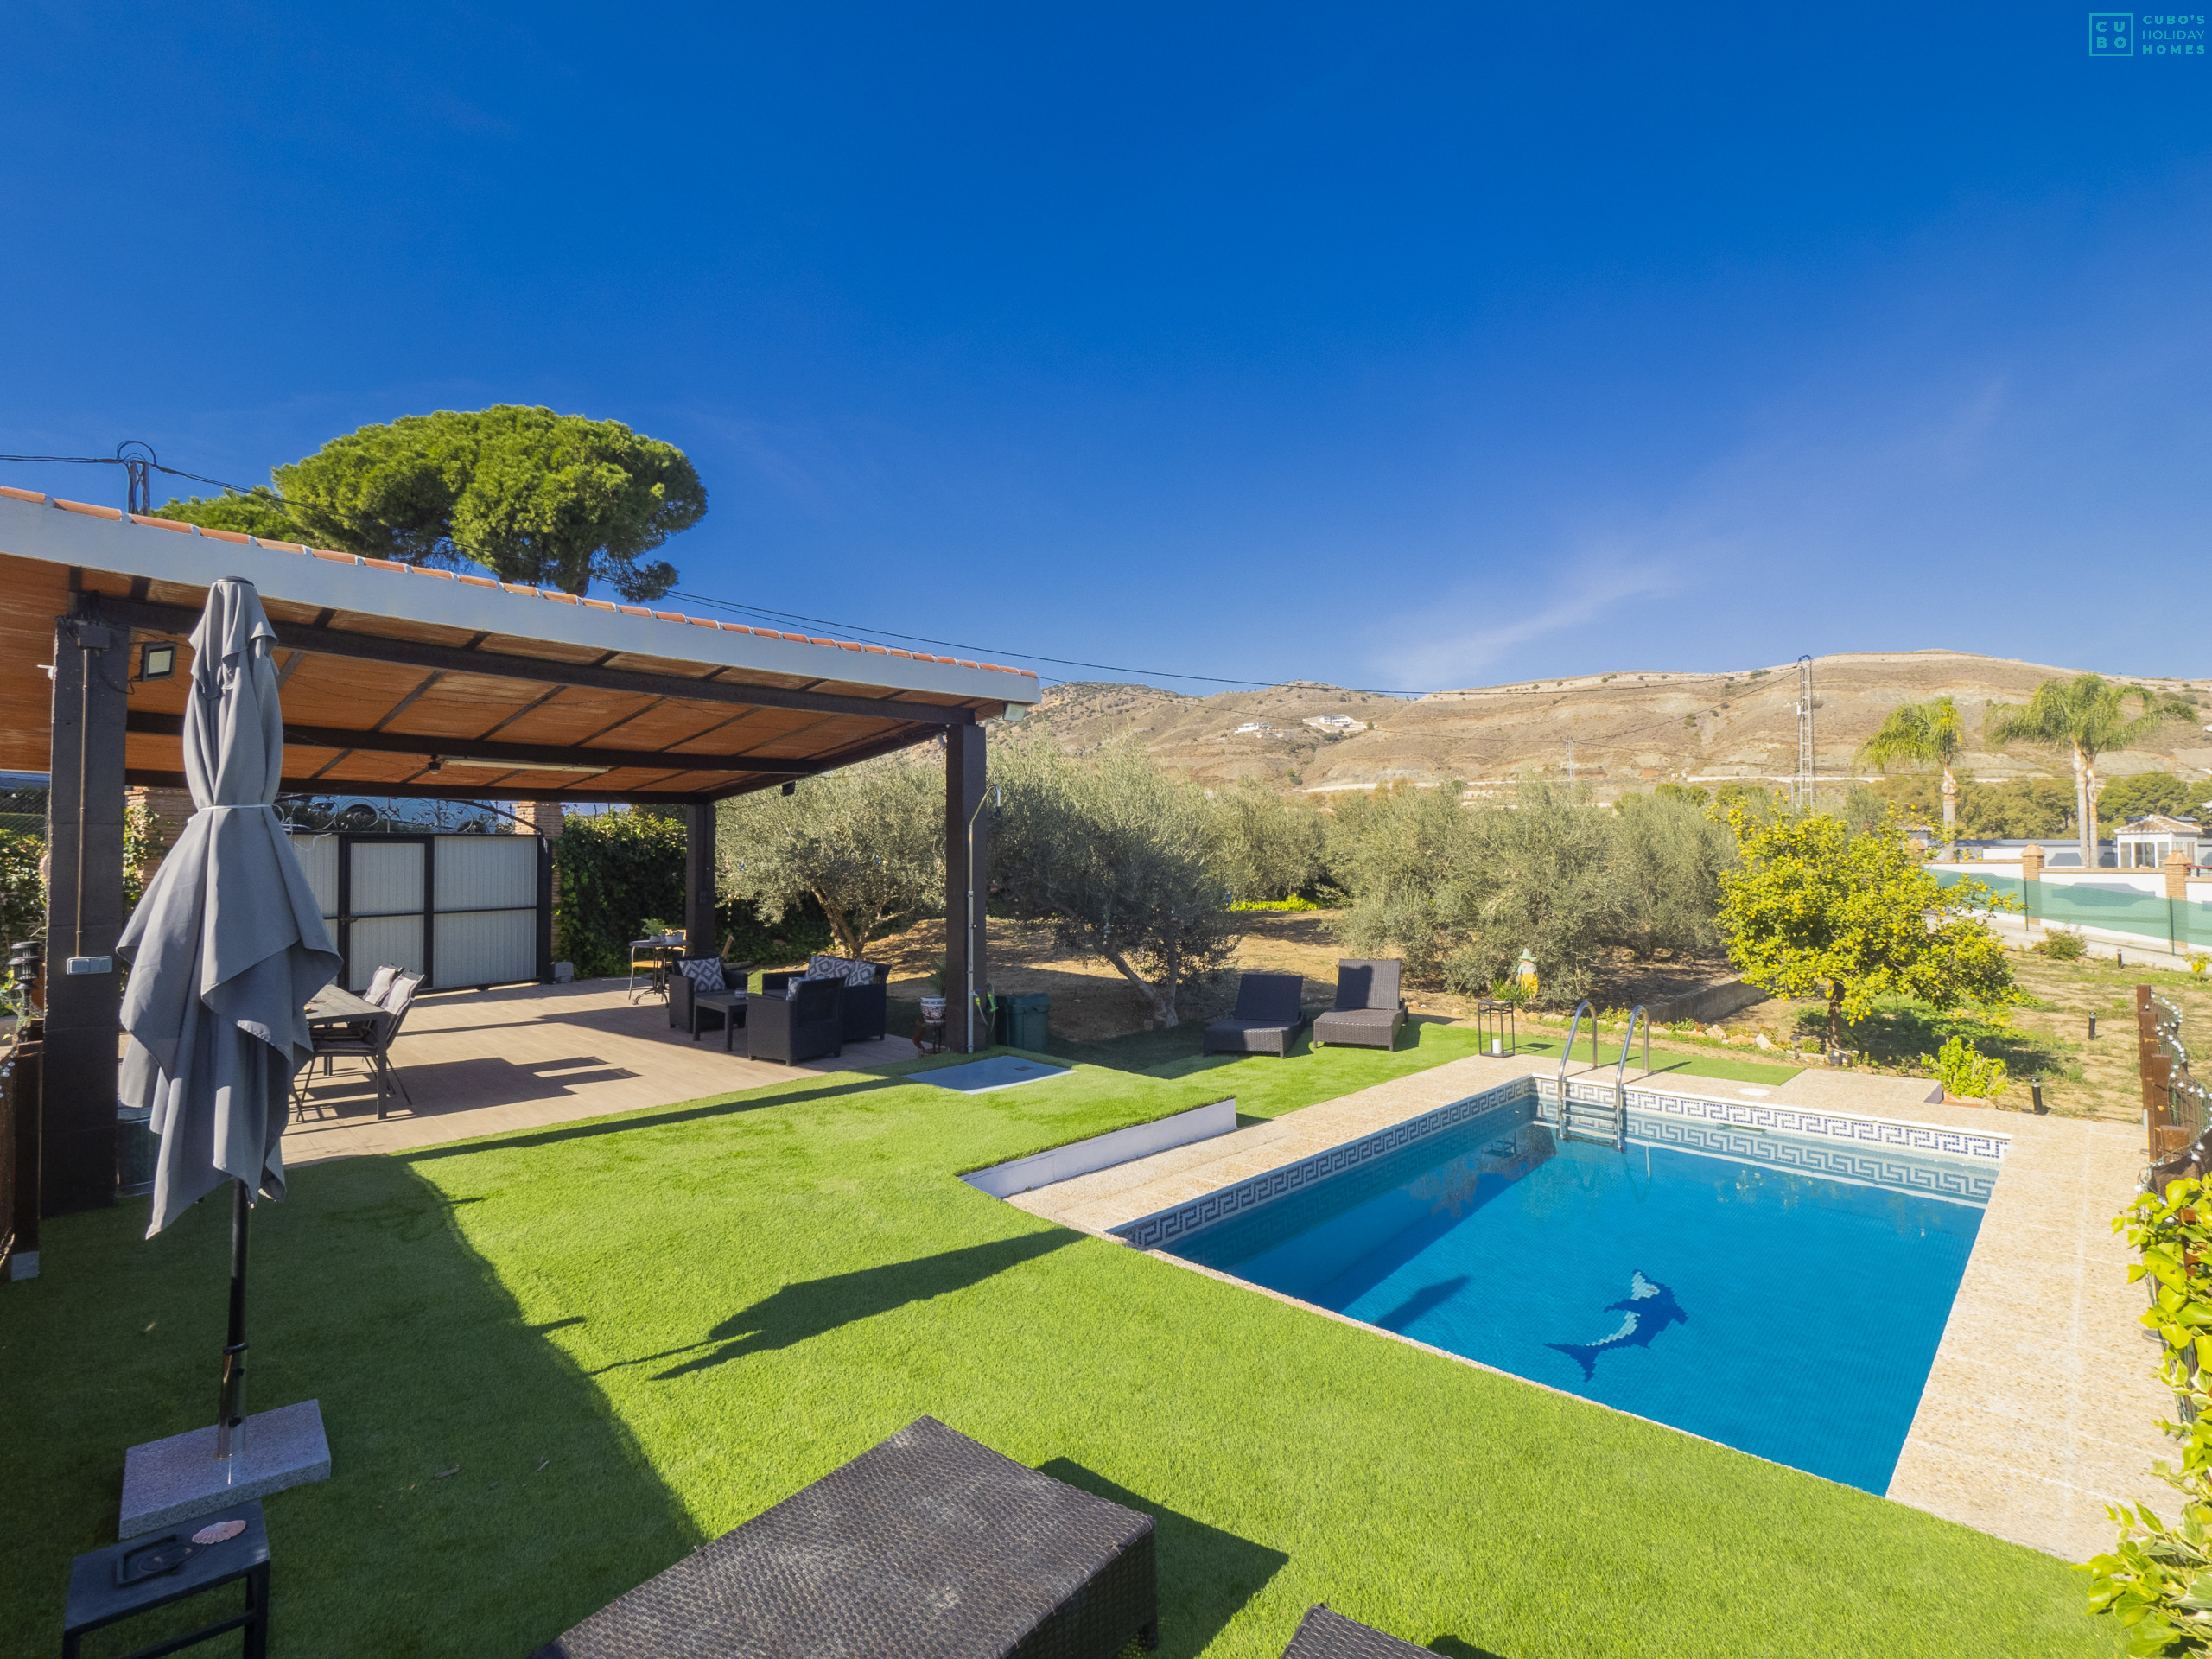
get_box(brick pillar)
[2020,843,2044,884]
[2164,850,2190,901]
[512,799,563,840]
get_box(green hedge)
[552,812,686,980]
[550,810,839,980]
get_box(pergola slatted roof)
[0,486,1039,802]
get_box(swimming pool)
[1157,1095,1990,1491]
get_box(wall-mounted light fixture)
[139,642,176,680]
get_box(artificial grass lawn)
[1036,1014,1803,1112]
[1,1046,2097,1657]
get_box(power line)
[0,448,1790,715]
[0,450,283,499]
[667,588,1411,694]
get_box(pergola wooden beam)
[121,771,728,806]
[91,594,990,728]
[124,712,830,777]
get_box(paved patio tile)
[280,980,918,1164]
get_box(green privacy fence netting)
[1935,868,2212,951]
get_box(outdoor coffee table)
[532,1415,1157,1658]
[63,1498,270,1658]
[694,988,747,1045]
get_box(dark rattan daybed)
[531,1415,1157,1658]
[1202,970,1309,1057]
[1278,1603,1432,1656]
[1311,959,1406,1051]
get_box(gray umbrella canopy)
[118,579,340,1237]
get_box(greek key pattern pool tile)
[1113,1080,1535,1251]
[1633,1117,1998,1203]
[1534,1077,2009,1163]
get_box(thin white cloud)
[1383,559,1676,690]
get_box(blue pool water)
[1166,1106,1986,1491]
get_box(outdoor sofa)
[667,956,734,1039]
[760,952,889,1043]
[1311,959,1407,1051]
[1202,970,1308,1057]
[531,1415,1157,1658]
[746,976,845,1065]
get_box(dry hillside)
[1030,652,2212,799]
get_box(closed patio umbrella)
[118,577,340,1462]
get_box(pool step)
[1556,1091,1627,1149]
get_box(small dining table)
[306,984,385,1027]
[301,983,395,1118]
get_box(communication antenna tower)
[1794,655,1816,812]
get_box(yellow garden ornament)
[1516,949,1539,998]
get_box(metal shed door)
[289,831,544,992]
[431,836,539,988]
[347,841,427,991]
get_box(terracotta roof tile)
[21,493,1038,681]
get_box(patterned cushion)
[807,953,876,987]
[365,964,400,1006]
[677,957,725,994]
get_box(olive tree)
[718,754,943,960]
[1214,779,1325,902]
[992,735,1238,1028]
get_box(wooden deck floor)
[281,980,920,1166]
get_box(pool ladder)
[1556,1002,1648,1152]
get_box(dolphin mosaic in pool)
[1547,1271,1688,1380]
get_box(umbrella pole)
[215,1177,249,1470]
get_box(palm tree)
[1984,676,2196,868]
[1856,696,1966,848]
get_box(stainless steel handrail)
[1612,1005,1649,1152]
[1558,1001,1597,1141]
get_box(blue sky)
[3,4,2207,696]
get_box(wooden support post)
[683,802,720,959]
[41,610,129,1216]
[944,721,988,1053]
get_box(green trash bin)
[117,1104,157,1197]
[995,992,1049,1052]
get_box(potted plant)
[919,956,948,1025]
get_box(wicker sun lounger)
[1311,959,1406,1051]
[1202,970,1309,1057]
[532,1415,1158,1658]
[1278,1603,1431,1656]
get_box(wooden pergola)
[0,486,1039,1217]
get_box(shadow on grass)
[1429,1637,1510,1658]
[1037,1460,1288,1659]
[1809,1000,2070,1075]
[0,1158,699,1657]
[613,1231,1080,1381]
[400,1072,906,1161]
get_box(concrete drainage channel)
[960,1100,1238,1199]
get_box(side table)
[913,1017,949,1055]
[65,1498,270,1658]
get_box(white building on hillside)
[2116,815,2211,870]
